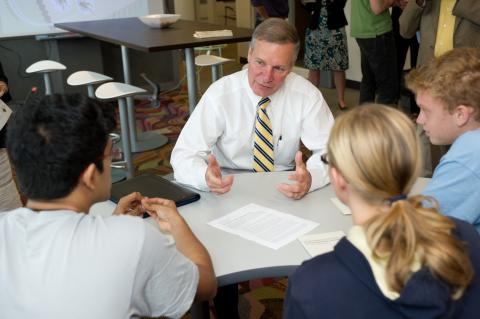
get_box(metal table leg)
[185,47,198,114]
[118,97,134,178]
[43,73,52,95]
[120,45,169,153]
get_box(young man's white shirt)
[0,208,198,319]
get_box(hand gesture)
[113,191,145,216]
[277,151,312,200]
[141,197,181,233]
[205,154,234,194]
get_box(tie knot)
[258,97,270,110]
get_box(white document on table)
[208,203,319,250]
[330,197,352,215]
[299,231,345,257]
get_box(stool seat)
[195,54,233,83]
[194,44,227,54]
[67,71,113,86]
[95,82,147,179]
[195,54,233,67]
[26,60,66,74]
[95,82,146,100]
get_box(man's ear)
[80,163,97,191]
[455,104,475,127]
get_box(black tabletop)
[55,18,253,52]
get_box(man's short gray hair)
[250,18,300,65]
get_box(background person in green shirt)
[350,0,400,106]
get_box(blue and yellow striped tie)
[253,97,274,172]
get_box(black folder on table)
[110,174,200,216]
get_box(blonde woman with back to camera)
[284,104,480,318]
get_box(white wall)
[345,1,362,82]
[236,0,253,60]
[0,0,152,38]
[148,0,165,13]
[173,0,196,20]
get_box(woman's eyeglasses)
[321,153,329,165]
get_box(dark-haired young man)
[0,94,216,318]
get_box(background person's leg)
[333,70,347,108]
[356,38,377,105]
[370,32,398,106]
[307,69,320,87]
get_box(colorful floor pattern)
[126,88,190,176]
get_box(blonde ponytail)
[365,195,473,298]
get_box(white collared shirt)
[347,225,422,300]
[171,69,334,191]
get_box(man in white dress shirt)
[171,18,334,200]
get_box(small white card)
[0,99,12,131]
[330,197,351,215]
[193,30,233,38]
[299,231,345,257]
[208,203,319,250]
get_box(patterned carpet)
[174,279,287,319]
[128,88,190,176]
[237,278,287,319]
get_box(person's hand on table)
[277,151,312,200]
[0,81,8,98]
[205,154,234,195]
[142,197,182,233]
[113,191,145,216]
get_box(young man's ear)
[80,163,97,190]
[455,104,475,127]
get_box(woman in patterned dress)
[304,0,349,109]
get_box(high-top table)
[55,18,253,150]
